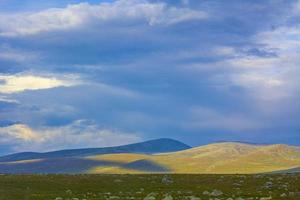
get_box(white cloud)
[0,73,80,94]
[257,26,300,52]
[0,0,207,36]
[227,56,280,69]
[0,120,141,153]
[231,73,283,88]
[0,95,19,103]
[0,124,42,143]
[206,24,300,102]
[243,26,300,96]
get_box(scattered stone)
[263,182,273,189]
[259,197,272,200]
[66,189,72,195]
[143,192,157,200]
[210,189,223,196]
[189,196,201,200]
[280,193,287,197]
[233,183,241,187]
[161,175,173,185]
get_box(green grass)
[0,174,299,199]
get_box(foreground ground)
[0,174,299,200]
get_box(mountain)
[0,138,191,162]
[158,143,300,174]
[272,166,300,173]
[0,141,300,174]
[88,142,300,174]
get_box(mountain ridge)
[0,138,191,163]
[0,139,300,174]
[88,142,300,174]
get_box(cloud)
[182,106,262,132]
[228,25,300,101]
[0,120,141,153]
[0,0,299,149]
[0,73,80,94]
[0,45,38,63]
[0,95,19,103]
[0,0,207,36]
[233,73,283,86]
[0,124,42,143]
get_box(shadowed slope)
[0,138,191,162]
[0,158,123,174]
[272,166,300,173]
[122,159,169,172]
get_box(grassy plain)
[0,174,299,200]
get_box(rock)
[143,192,157,200]
[233,183,241,187]
[161,175,173,185]
[210,189,223,196]
[263,182,273,189]
[143,196,155,200]
[203,191,210,195]
[280,193,287,197]
[54,198,63,200]
[66,189,72,195]
[259,197,272,200]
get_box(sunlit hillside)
[0,142,299,174]
[88,142,300,174]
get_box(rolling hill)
[0,138,191,162]
[88,142,300,174]
[0,140,300,174]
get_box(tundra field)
[0,174,299,200]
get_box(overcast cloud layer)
[0,0,300,154]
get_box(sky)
[0,0,300,155]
